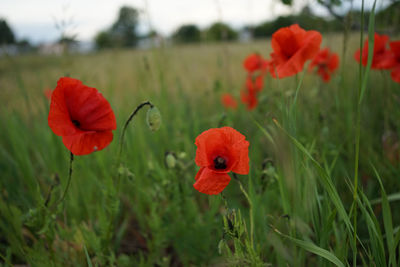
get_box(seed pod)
[146,106,161,131]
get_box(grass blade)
[270,119,353,236]
[359,0,377,104]
[371,164,396,266]
[272,227,345,267]
[83,244,93,267]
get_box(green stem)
[233,173,254,248]
[353,0,365,265]
[53,152,74,209]
[106,101,153,248]
[117,101,153,164]
[116,101,153,193]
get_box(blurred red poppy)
[354,33,396,70]
[243,53,269,73]
[269,24,322,78]
[308,48,339,82]
[194,127,249,195]
[44,89,53,100]
[48,77,117,155]
[240,74,263,110]
[240,88,258,110]
[221,93,238,109]
[389,41,400,83]
[245,75,264,92]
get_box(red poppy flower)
[389,41,400,83]
[269,24,322,78]
[243,53,269,73]
[194,127,249,195]
[354,33,396,69]
[308,48,339,82]
[44,89,53,100]
[48,77,117,155]
[221,93,238,109]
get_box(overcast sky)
[0,0,379,44]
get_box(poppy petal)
[60,78,116,131]
[62,130,114,156]
[193,167,231,195]
[391,66,400,83]
[270,24,322,78]
[231,140,250,174]
[48,83,79,136]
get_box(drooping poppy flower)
[221,93,238,110]
[194,127,249,195]
[354,33,396,70]
[44,89,53,100]
[269,24,322,78]
[243,53,269,73]
[48,77,117,155]
[308,48,339,82]
[389,41,400,83]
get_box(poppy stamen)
[72,120,80,127]
[214,156,227,170]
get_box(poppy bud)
[146,106,161,131]
[177,152,187,159]
[165,152,177,169]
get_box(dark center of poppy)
[72,120,80,127]
[214,156,227,170]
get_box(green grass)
[0,30,400,266]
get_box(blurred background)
[0,0,398,55]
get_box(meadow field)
[1,30,400,266]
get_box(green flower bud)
[165,152,176,169]
[177,152,187,159]
[146,106,162,131]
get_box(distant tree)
[0,19,15,45]
[205,22,238,42]
[173,24,201,43]
[316,0,346,22]
[95,31,113,49]
[110,6,139,47]
[252,7,342,39]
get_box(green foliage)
[253,12,342,38]
[111,6,139,47]
[173,24,201,44]
[94,6,139,49]
[0,18,15,45]
[95,31,114,50]
[204,22,238,42]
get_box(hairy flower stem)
[233,173,254,249]
[106,101,153,248]
[51,152,74,210]
[117,101,154,164]
[116,101,153,192]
